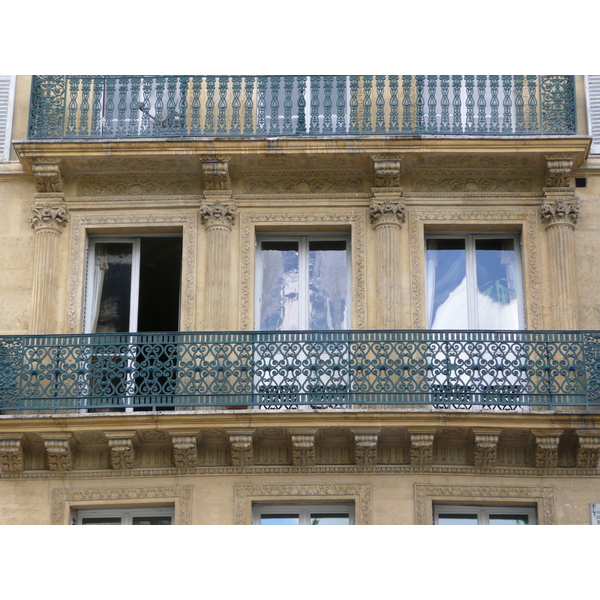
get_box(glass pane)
[259,514,300,525]
[80,517,122,525]
[132,516,173,525]
[309,513,351,525]
[259,242,299,330]
[475,238,520,329]
[489,514,530,525]
[93,243,133,333]
[309,240,348,330]
[426,239,467,329]
[437,513,479,525]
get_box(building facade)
[0,75,599,525]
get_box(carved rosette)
[30,203,69,234]
[200,200,237,231]
[106,435,136,470]
[575,431,600,469]
[369,200,406,229]
[32,161,64,196]
[171,435,198,469]
[353,431,379,466]
[44,438,73,471]
[0,438,26,473]
[409,433,434,466]
[372,155,402,188]
[228,431,254,467]
[290,430,317,467]
[532,430,562,468]
[202,158,231,192]
[473,431,500,468]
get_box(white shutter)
[0,75,16,161]
[587,76,600,155]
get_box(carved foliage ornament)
[291,432,316,467]
[540,199,579,227]
[172,436,198,469]
[544,154,574,189]
[108,438,135,470]
[372,155,402,188]
[0,439,24,473]
[370,200,406,228]
[30,204,69,232]
[200,200,236,230]
[202,159,231,191]
[473,433,499,468]
[32,162,64,194]
[229,432,254,467]
[44,439,73,472]
[410,433,434,466]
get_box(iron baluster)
[128,76,141,136]
[103,77,116,137]
[65,76,80,137]
[526,75,539,133]
[177,76,189,134]
[90,77,103,137]
[439,75,450,133]
[322,76,334,134]
[230,76,242,134]
[268,76,281,135]
[348,76,360,134]
[476,75,488,134]
[375,75,386,133]
[296,76,307,134]
[309,76,321,134]
[204,76,216,134]
[362,76,373,134]
[243,76,255,135]
[335,76,347,133]
[79,76,91,137]
[164,76,179,133]
[217,76,228,134]
[464,75,475,133]
[427,75,438,133]
[139,77,153,135]
[415,75,426,134]
[388,75,399,134]
[189,76,202,135]
[514,75,525,133]
[115,77,129,136]
[501,75,513,134]
[152,77,166,136]
[256,76,268,134]
[282,76,294,135]
[401,75,413,133]
[451,75,463,134]
[489,75,499,134]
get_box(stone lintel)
[289,428,317,467]
[531,429,563,469]
[575,429,600,469]
[227,429,255,467]
[105,431,138,470]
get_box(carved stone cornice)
[290,429,317,467]
[472,429,501,468]
[32,160,64,196]
[170,434,198,469]
[29,203,69,233]
[372,154,402,188]
[352,429,380,467]
[200,199,236,231]
[544,154,574,189]
[105,432,137,470]
[42,436,74,472]
[201,158,231,193]
[409,431,435,466]
[575,430,600,469]
[540,198,579,228]
[228,430,254,467]
[532,429,563,468]
[0,435,27,473]
[369,199,406,229]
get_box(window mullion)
[299,236,309,330]
[130,239,141,333]
[465,235,478,328]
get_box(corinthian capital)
[370,199,406,228]
[540,199,579,228]
[29,203,69,232]
[200,199,236,230]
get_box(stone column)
[541,154,579,330]
[370,155,406,328]
[201,158,235,331]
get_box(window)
[253,503,354,525]
[426,234,524,330]
[256,235,350,331]
[74,506,174,525]
[592,504,600,525]
[0,75,16,162]
[434,505,536,525]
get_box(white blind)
[0,75,16,161]
[588,76,600,155]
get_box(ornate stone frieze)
[352,430,380,467]
[575,430,600,469]
[290,429,317,467]
[370,199,406,229]
[43,437,74,472]
[540,198,579,227]
[201,158,231,192]
[473,430,501,468]
[76,177,199,197]
[372,154,402,188]
[245,176,364,194]
[29,203,69,233]
[228,431,254,467]
[171,435,198,469]
[0,437,26,473]
[200,199,236,230]
[32,161,64,195]
[412,177,532,193]
[106,433,137,470]
[544,154,574,189]
[532,430,562,468]
[409,432,435,466]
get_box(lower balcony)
[1,330,600,414]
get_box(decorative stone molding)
[228,430,254,467]
[245,176,365,195]
[200,199,237,231]
[414,484,556,525]
[201,158,231,192]
[372,154,402,188]
[234,483,372,525]
[0,435,27,473]
[170,434,198,469]
[29,203,69,233]
[411,176,532,194]
[51,485,193,525]
[544,154,574,189]
[532,429,563,468]
[76,177,199,197]
[42,436,74,472]
[352,429,380,466]
[575,430,600,469]
[290,429,317,467]
[32,161,64,196]
[540,198,579,228]
[473,429,501,468]
[369,199,406,229]
[409,431,435,466]
[105,432,138,470]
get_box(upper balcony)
[27,75,578,140]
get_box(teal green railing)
[1,330,598,413]
[28,76,577,139]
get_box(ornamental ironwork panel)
[27,76,578,139]
[0,330,598,413]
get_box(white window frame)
[254,233,352,331]
[591,504,600,525]
[252,503,355,525]
[74,506,174,525]
[434,504,537,525]
[0,75,16,162]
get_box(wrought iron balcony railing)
[1,330,599,414]
[27,76,577,140]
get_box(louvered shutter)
[0,75,16,161]
[588,76,600,155]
